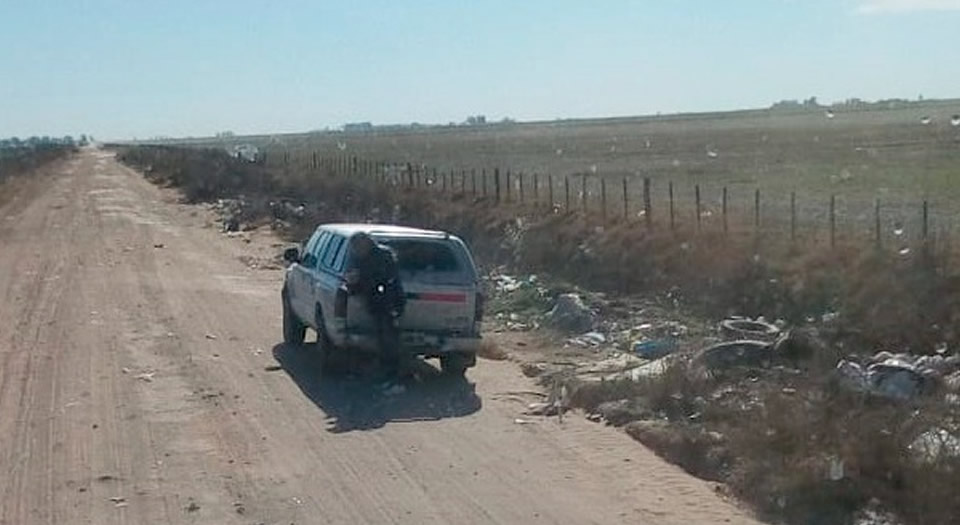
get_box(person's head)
[349,232,375,259]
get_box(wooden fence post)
[565,176,571,211]
[495,168,501,203]
[460,170,466,194]
[312,151,318,169]
[754,189,761,233]
[790,191,797,243]
[722,187,729,236]
[406,163,413,188]
[668,181,675,231]
[533,173,539,206]
[829,194,836,248]
[922,200,929,244]
[519,172,525,204]
[472,169,477,196]
[600,178,607,221]
[482,168,488,197]
[549,175,555,209]
[622,177,629,219]
[875,198,881,249]
[581,175,587,212]
[643,177,652,229]
[695,184,702,232]
[506,170,512,202]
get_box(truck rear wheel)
[440,353,474,377]
[282,294,306,346]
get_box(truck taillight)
[334,286,348,318]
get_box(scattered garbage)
[513,418,534,425]
[568,331,606,347]
[545,293,595,333]
[524,402,563,416]
[827,456,845,481]
[697,340,772,370]
[204,333,218,340]
[852,505,903,525]
[834,356,928,401]
[214,198,247,232]
[263,365,282,372]
[633,339,678,360]
[909,428,960,464]
[594,398,654,426]
[720,317,780,342]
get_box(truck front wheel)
[282,294,306,346]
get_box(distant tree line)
[0,135,90,152]
[771,95,934,111]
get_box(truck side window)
[312,232,332,268]
[301,231,322,268]
[332,237,349,271]
[322,235,345,269]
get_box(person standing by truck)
[344,233,406,382]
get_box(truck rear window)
[379,239,462,273]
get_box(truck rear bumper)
[342,330,481,356]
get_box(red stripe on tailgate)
[417,292,467,303]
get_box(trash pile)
[213,198,247,232]
[835,350,960,401]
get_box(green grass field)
[170,100,960,246]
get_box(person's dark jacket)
[348,244,405,316]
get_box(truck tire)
[282,294,306,346]
[440,353,474,377]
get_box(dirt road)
[0,149,762,524]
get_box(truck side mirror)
[283,247,300,263]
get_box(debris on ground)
[833,349,958,400]
[720,317,780,342]
[204,333,218,340]
[524,402,564,416]
[696,340,772,370]
[593,398,655,426]
[263,365,282,372]
[633,339,678,359]
[545,293,595,333]
[909,427,960,464]
[520,362,549,377]
[567,331,606,348]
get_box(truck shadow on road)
[272,343,482,433]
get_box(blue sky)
[1,0,958,140]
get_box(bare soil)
[0,149,763,524]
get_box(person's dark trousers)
[374,311,400,377]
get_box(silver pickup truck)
[281,223,483,376]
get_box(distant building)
[343,122,374,133]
